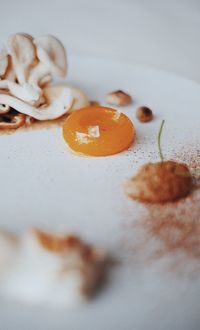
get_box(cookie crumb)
[106,90,132,106]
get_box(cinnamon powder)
[141,186,200,259]
[122,149,200,274]
[0,113,68,135]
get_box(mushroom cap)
[67,87,90,112]
[17,32,33,41]
[3,55,16,82]
[7,33,36,68]
[33,35,67,78]
[43,85,89,111]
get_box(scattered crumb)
[106,90,132,106]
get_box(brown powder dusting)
[122,149,200,275]
[141,187,200,258]
[0,113,68,135]
[122,185,200,276]
[170,146,200,173]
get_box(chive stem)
[157,120,165,162]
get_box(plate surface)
[0,55,200,330]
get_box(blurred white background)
[1,0,200,82]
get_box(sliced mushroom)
[44,85,89,112]
[0,112,26,129]
[0,53,12,112]
[0,54,12,112]
[17,33,33,41]
[0,85,88,121]
[66,87,90,112]
[0,79,40,103]
[28,35,67,88]
[0,48,8,77]
[1,34,41,103]
[0,34,89,124]
[7,33,36,85]
[0,59,40,103]
[39,74,52,87]
[3,55,16,82]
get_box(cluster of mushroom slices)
[0,33,89,129]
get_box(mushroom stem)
[0,79,9,89]
[39,74,52,87]
[28,62,49,88]
[8,81,41,102]
[0,88,74,120]
[0,80,40,102]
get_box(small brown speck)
[90,100,100,106]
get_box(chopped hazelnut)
[136,106,153,123]
[124,161,192,203]
[106,90,132,106]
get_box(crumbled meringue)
[0,229,106,307]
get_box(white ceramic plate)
[0,55,200,330]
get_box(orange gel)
[63,106,135,156]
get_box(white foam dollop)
[0,229,105,307]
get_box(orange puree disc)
[63,106,135,156]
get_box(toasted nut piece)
[124,161,192,203]
[106,90,132,106]
[136,106,153,123]
[0,112,26,129]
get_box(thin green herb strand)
[157,120,165,162]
